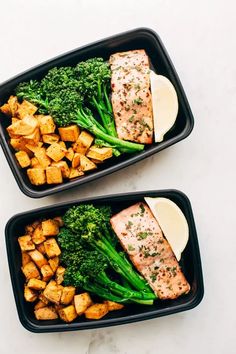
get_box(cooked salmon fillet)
[110,202,190,299]
[109,50,153,144]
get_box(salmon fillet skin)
[109,50,154,144]
[110,202,190,300]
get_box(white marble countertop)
[0,1,235,353]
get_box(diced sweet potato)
[24,285,38,302]
[32,224,46,244]
[69,168,84,179]
[28,249,48,268]
[8,96,19,116]
[46,166,63,184]
[71,153,80,168]
[48,256,59,273]
[55,266,65,285]
[42,134,60,144]
[73,131,94,154]
[44,238,61,258]
[10,138,33,155]
[34,300,47,310]
[42,219,59,236]
[30,157,41,168]
[16,100,38,119]
[39,115,56,134]
[27,168,46,185]
[25,142,43,153]
[27,278,47,291]
[38,293,49,305]
[0,103,11,116]
[7,115,38,136]
[85,303,109,320]
[22,252,31,267]
[18,235,35,252]
[46,143,66,162]
[36,242,46,255]
[15,150,31,168]
[58,125,80,142]
[51,161,70,178]
[80,155,96,171]
[86,146,113,161]
[41,264,54,282]
[61,286,76,305]
[34,306,58,320]
[23,127,41,145]
[34,147,51,168]
[58,305,77,323]
[22,261,40,280]
[43,280,63,304]
[103,301,124,311]
[65,147,74,161]
[74,293,93,315]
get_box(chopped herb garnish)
[137,231,149,240]
[133,97,143,105]
[127,244,135,252]
[150,274,157,282]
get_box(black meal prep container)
[5,190,204,333]
[0,28,194,198]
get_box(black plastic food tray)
[0,28,194,198]
[5,189,204,333]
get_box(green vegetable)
[58,226,155,305]
[62,204,154,295]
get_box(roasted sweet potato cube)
[16,100,38,119]
[23,127,41,145]
[44,238,61,258]
[22,252,31,267]
[59,305,77,323]
[41,264,54,282]
[53,216,64,227]
[27,168,46,185]
[51,161,70,178]
[8,96,19,116]
[39,115,56,134]
[42,134,60,144]
[46,166,63,184]
[85,303,109,320]
[18,235,35,251]
[10,138,33,155]
[80,155,96,171]
[71,153,80,168]
[25,224,34,235]
[48,256,59,273]
[24,285,38,302]
[65,147,74,161]
[28,278,47,291]
[36,242,46,255]
[22,261,40,280]
[38,293,49,305]
[43,280,63,304]
[30,157,41,168]
[55,266,65,285]
[12,117,20,124]
[42,219,59,236]
[34,306,58,320]
[32,225,46,244]
[61,286,76,305]
[86,146,113,161]
[15,150,31,168]
[46,143,66,162]
[0,103,11,116]
[7,115,38,136]
[58,125,80,142]
[28,249,48,268]
[73,131,94,154]
[34,147,51,168]
[34,300,47,310]
[74,293,93,315]
[25,142,43,153]
[104,301,124,311]
[69,168,84,179]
